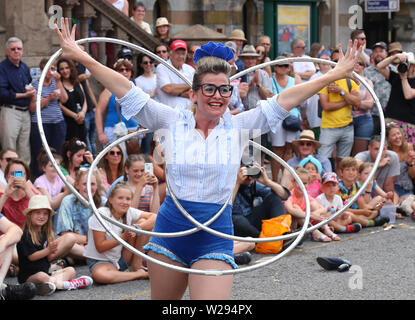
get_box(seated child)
[358,162,401,218]
[338,157,389,227]
[84,182,156,284]
[316,172,362,234]
[284,167,338,242]
[34,149,70,211]
[299,155,322,198]
[16,195,92,296]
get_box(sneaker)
[346,223,362,233]
[3,283,37,300]
[36,282,56,296]
[374,215,389,226]
[65,276,93,290]
[316,257,352,271]
[234,252,252,265]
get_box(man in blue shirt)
[232,163,290,238]
[0,37,36,165]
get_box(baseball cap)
[322,172,339,185]
[117,47,133,59]
[372,41,387,51]
[170,40,188,51]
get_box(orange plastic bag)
[255,215,292,254]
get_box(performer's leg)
[147,250,188,300]
[189,259,233,300]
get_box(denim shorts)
[86,256,129,273]
[143,196,237,269]
[318,124,354,159]
[353,114,374,140]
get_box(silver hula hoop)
[37,38,385,276]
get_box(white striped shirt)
[119,84,289,204]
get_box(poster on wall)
[277,5,310,56]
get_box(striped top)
[137,185,153,212]
[119,84,289,205]
[32,78,64,124]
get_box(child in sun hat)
[16,195,93,296]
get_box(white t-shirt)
[316,193,343,215]
[0,169,7,188]
[83,206,143,268]
[156,59,195,110]
[293,55,316,82]
[135,74,157,96]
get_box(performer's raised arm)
[55,18,131,99]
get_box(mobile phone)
[373,200,386,210]
[144,162,154,175]
[13,170,24,178]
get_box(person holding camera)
[376,51,415,144]
[231,163,290,238]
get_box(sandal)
[329,233,341,241]
[311,232,332,242]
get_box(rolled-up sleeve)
[116,83,150,121]
[260,95,290,133]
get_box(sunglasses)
[256,50,265,54]
[10,47,22,51]
[277,64,289,68]
[357,62,365,67]
[299,142,313,147]
[156,50,167,54]
[109,150,122,156]
[142,61,153,65]
[75,140,86,147]
[197,84,233,98]
[2,157,18,162]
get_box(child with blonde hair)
[17,195,93,296]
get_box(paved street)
[4,216,415,302]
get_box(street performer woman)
[55,18,362,300]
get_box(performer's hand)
[55,18,84,61]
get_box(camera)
[398,62,410,74]
[244,162,262,179]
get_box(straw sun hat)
[23,195,55,216]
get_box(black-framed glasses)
[197,84,233,98]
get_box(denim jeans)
[318,124,354,159]
[84,110,97,156]
[30,120,67,178]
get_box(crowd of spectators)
[0,2,415,299]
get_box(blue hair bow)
[193,41,234,64]
[299,155,323,174]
